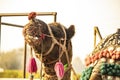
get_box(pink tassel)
[54,61,64,80]
[27,57,37,73]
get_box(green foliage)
[0,48,24,70]
[64,64,68,70]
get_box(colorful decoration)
[27,56,37,80]
[100,63,120,76]
[81,29,120,80]
[28,12,37,20]
[80,67,93,80]
[27,47,37,80]
[27,57,37,73]
[54,61,65,80]
[85,49,120,66]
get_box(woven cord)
[40,53,42,80]
[30,47,33,58]
[59,40,62,62]
[40,40,43,80]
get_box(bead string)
[80,66,93,80]
[85,49,120,66]
[100,63,120,76]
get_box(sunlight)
[0,0,120,63]
[1,26,24,51]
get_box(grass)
[0,70,40,78]
[0,70,81,80]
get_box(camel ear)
[66,25,75,40]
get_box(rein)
[38,24,77,79]
[38,24,70,65]
[42,24,66,57]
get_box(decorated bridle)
[28,13,69,64]
[28,12,75,79]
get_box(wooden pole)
[53,12,57,22]
[94,27,96,48]
[0,16,1,51]
[94,26,102,48]
[1,22,23,28]
[0,12,57,17]
[23,42,27,78]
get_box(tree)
[0,48,24,70]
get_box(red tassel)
[54,61,64,79]
[27,57,37,73]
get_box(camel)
[23,12,75,80]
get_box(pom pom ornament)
[27,48,37,80]
[28,12,37,20]
[27,57,37,73]
[54,61,65,80]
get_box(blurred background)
[0,0,120,78]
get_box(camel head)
[23,12,75,58]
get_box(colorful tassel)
[27,57,37,73]
[54,61,64,80]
